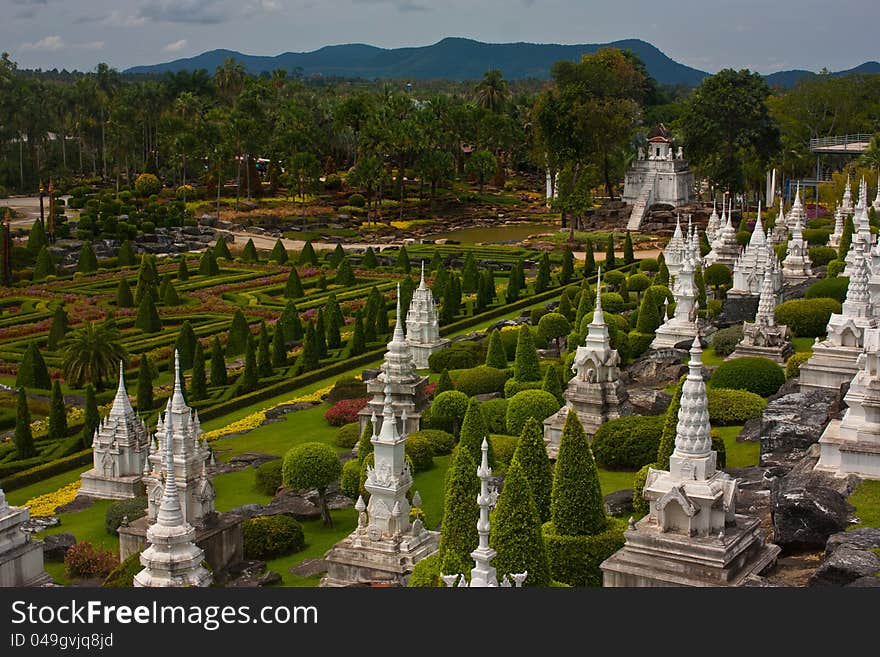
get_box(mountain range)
[125,37,880,88]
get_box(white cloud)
[162,39,188,53]
[21,35,64,51]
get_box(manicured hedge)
[591,415,664,470]
[709,357,785,398]
[809,246,837,267]
[453,366,509,397]
[786,352,812,379]
[408,430,454,456]
[333,422,362,449]
[105,496,148,535]
[505,390,560,435]
[254,459,283,496]
[542,518,626,587]
[710,325,743,357]
[774,298,841,338]
[405,434,435,472]
[481,398,509,434]
[242,515,305,560]
[408,552,442,587]
[706,388,767,425]
[1,448,93,491]
[489,434,519,466]
[428,342,482,373]
[805,276,849,303]
[503,379,542,398]
[102,552,142,588]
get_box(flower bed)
[24,481,82,517]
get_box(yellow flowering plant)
[24,481,82,517]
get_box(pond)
[423,223,558,244]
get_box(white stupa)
[405,263,450,369]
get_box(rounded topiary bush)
[805,276,849,303]
[428,342,481,373]
[408,552,442,587]
[334,422,362,449]
[340,458,361,500]
[255,459,283,496]
[709,357,785,398]
[481,398,509,434]
[826,259,845,278]
[785,351,812,379]
[542,518,626,587]
[505,390,560,435]
[809,246,837,267]
[105,496,148,535]
[591,415,664,470]
[408,429,454,456]
[348,193,366,208]
[706,388,767,425]
[774,298,841,337]
[453,366,509,397]
[710,324,744,357]
[503,378,542,398]
[599,292,625,314]
[242,515,305,560]
[489,434,519,466]
[405,434,435,472]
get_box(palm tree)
[61,320,128,390]
[474,69,510,114]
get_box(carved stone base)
[728,341,793,365]
[816,419,880,479]
[0,540,51,587]
[79,470,145,501]
[543,381,628,459]
[320,528,440,587]
[651,320,700,350]
[119,512,242,574]
[799,346,862,393]
[600,514,780,587]
[406,339,450,370]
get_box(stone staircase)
[626,177,655,231]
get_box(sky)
[2,0,876,74]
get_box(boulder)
[846,576,880,587]
[623,350,688,386]
[758,388,840,471]
[262,489,321,520]
[771,471,856,552]
[825,527,880,556]
[227,504,265,520]
[603,489,634,516]
[42,533,76,561]
[808,545,880,587]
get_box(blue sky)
[3,0,875,74]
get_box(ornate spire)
[749,202,765,248]
[419,261,426,290]
[593,266,604,321]
[393,283,405,342]
[109,360,135,418]
[673,214,682,240]
[844,247,870,307]
[170,349,186,412]
[673,330,712,457]
[755,269,776,326]
[156,414,184,528]
[469,437,499,587]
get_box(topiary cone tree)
[484,328,507,369]
[14,388,36,459]
[282,442,342,527]
[550,409,607,537]
[511,417,553,523]
[513,325,541,382]
[490,459,551,586]
[49,379,67,439]
[81,383,99,447]
[438,445,479,579]
[458,399,495,469]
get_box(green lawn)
[792,337,815,353]
[848,480,880,528]
[700,348,726,367]
[412,455,451,531]
[213,468,273,512]
[5,466,90,507]
[714,425,759,469]
[37,499,118,553]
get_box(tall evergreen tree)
[81,383,99,447]
[362,247,379,269]
[550,410,607,536]
[314,310,328,359]
[27,219,47,255]
[136,355,154,413]
[279,301,303,341]
[135,291,162,333]
[298,240,318,265]
[694,264,707,310]
[258,320,273,377]
[536,252,551,292]
[116,278,134,308]
[300,321,320,370]
[117,239,136,266]
[542,363,564,405]
[78,241,98,273]
[335,257,356,286]
[462,252,479,293]
[438,446,479,579]
[398,278,414,329]
[326,304,342,350]
[270,239,289,264]
[506,260,521,302]
[429,249,443,271]
[271,323,287,368]
[14,388,36,458]
[134,256,159,303]
[490,459,551,587]
[240,335,258,391]
[49,380,67,439]
[605,234,616,269]
[575,283,594,327]
[284,267,304,299]
[16,341,51,389]
[458,399,495,468]
[199,248,219,275]
[33,246,55,281]
[209,336,227,387]
[176,320,198,370]
[636,288,661,334]
[190,342,207,400]
[177,256,189,281]
[657,256,670,287]
[241,238,258,262]
[558,288,574,321]
[583,238,596,276]
[396,245,411,273]
[623,231,635,264]
[513,325,541,382]
[484,328,507,368]
[512,417,553,523]
[226,309,250,355]
[47,305,69,350]
[839,216,855,262]
[214,234,232,260]
[330,243,346,267]
[437,368,454,394]
[350,311,366,356]
[561,248,574,284]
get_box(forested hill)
[125,37,709,86]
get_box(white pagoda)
[544,269,627,458]
[705,201,720,245]
[134,414,211,588]
[781,200,813,284]
[729,269,793,364]
[729,204,783,299]
[79,362,151,500]
[829,203,845,249]
[0,485,50,586]
[651,251,700,349]
[663,216,687,279]
[601,332,780,586]
[322,384,439,586]
[704,200,740,268]
[405,263,450,369]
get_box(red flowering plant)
[324,397,370,427]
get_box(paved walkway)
[0,195,77,228]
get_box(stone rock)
[808,545,880,586]
[263,403,316,421]
[473,392,502,402]
[623,350,687,386]
[42,533,76,561]
[825,527,880,556]
[718,295,759,325]
[289,558,327,577]
[227,504,265,520]
[846,575,880,587]
[604,489,634,516]
[626,387,672,415]
[55,495,96,515]
[263,490,321,520]
[21,516,60,533]
[304,490,353,511]
[228,453,279,469]
[758,388,840,471]
[225,560,282,587]
[767,378,801,403]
